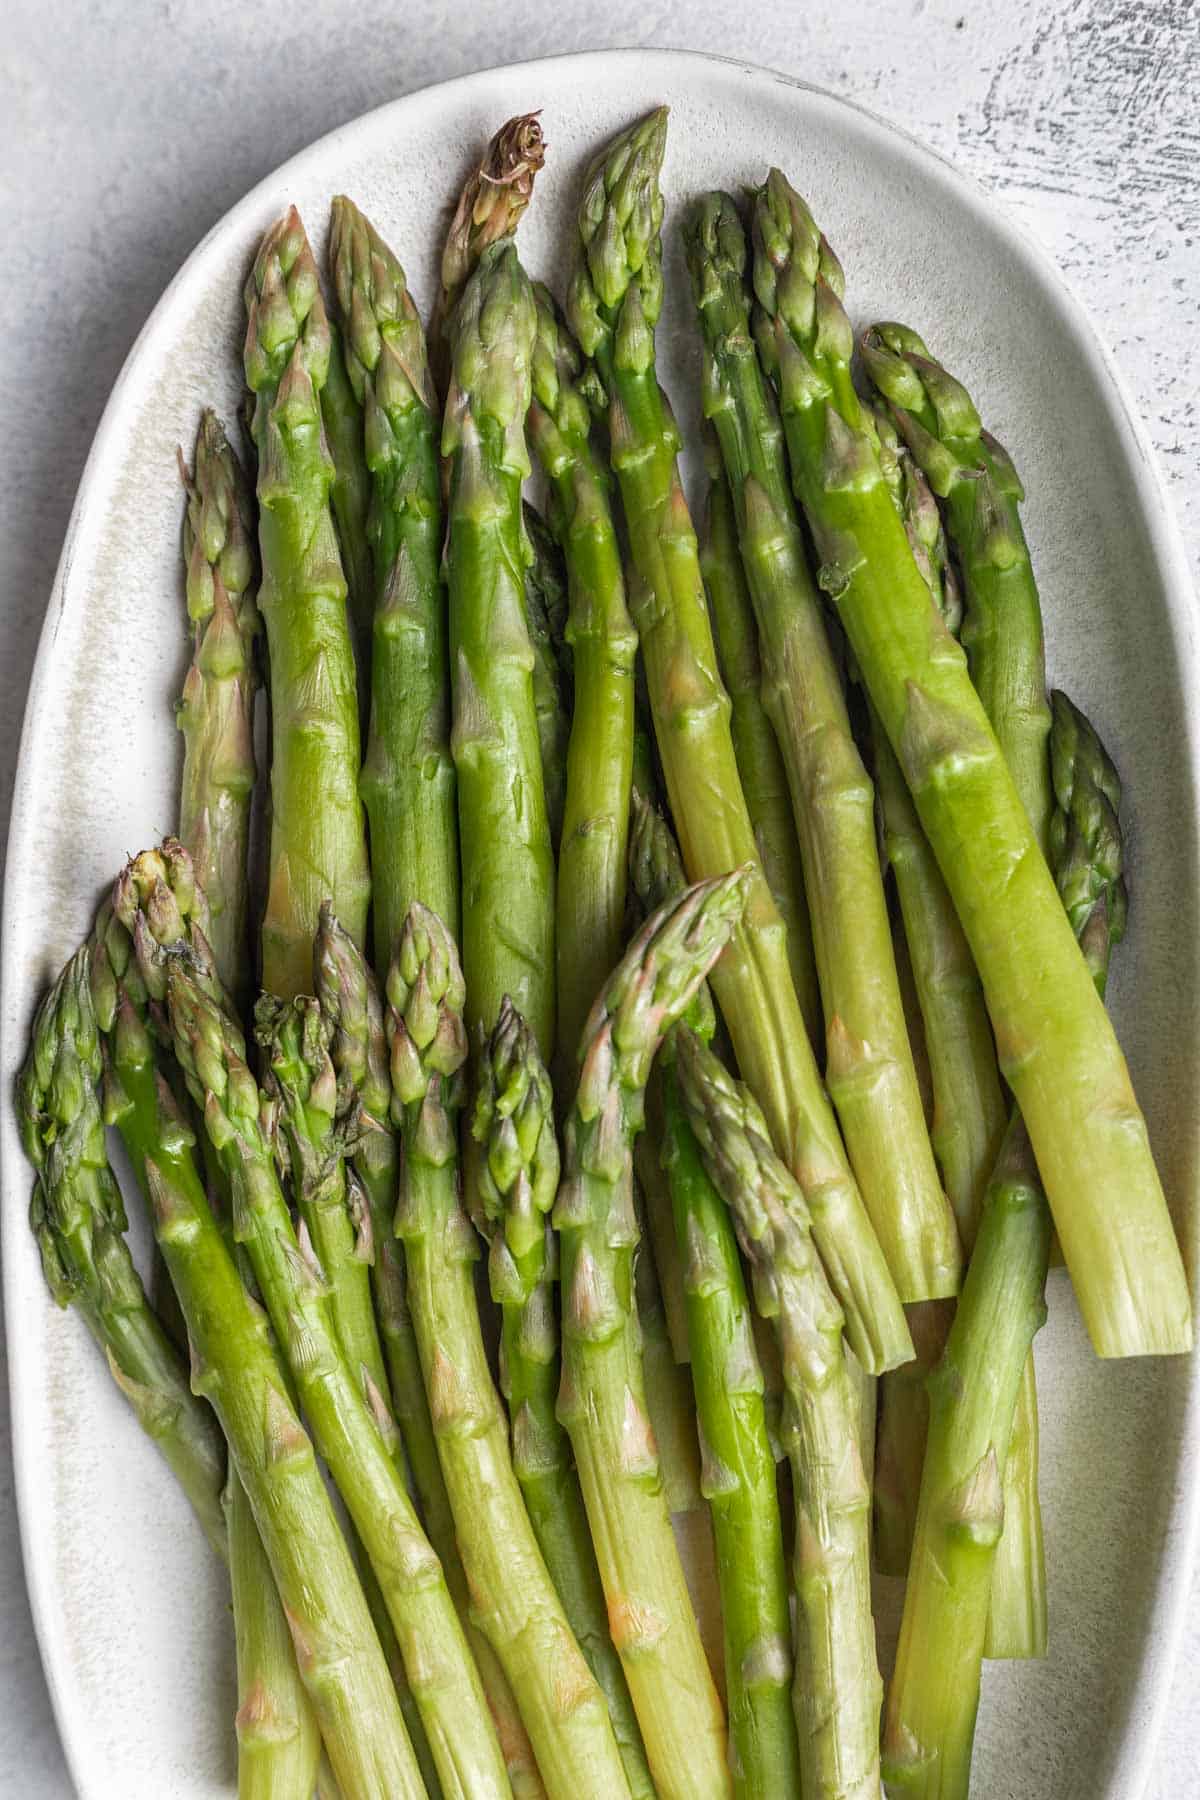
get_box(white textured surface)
[1,6,1197,1798]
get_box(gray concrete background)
[2,0,1197,1792]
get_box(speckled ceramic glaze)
[2,49,1196,1800]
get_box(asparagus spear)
[386,904,632,1800]
[321,315,376,679]
[472,1001,654,1798]
[244,207,370,996]
[527,283,638,1063]
[177,410,260,1009]
[433,112,546,377]
[862,337,1059,1647]
[522,501,571,682]
[752,170,1189,1359]
[87,912,424,1796]
[677,1030,882,1800]
[685,191,958,1304]
[699,428,820,1049]
[882,690,1129,1798]
[120,855,511,1799]
[569,110,909,1376]
[444,239,555,1058]
[178,433,323,1795]
[555,871,751,1800]
[18,949,226,1559]
[330,197,460,964]
[522,501,571,850]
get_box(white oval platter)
[2,46,1197,1800]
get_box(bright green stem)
[882,1118,1052,1800]
[473,1002,654,1798]
[226,1472,323,1800]
[685,191,957,1305]
[677,1031,882,1800]
[160,949,509,1800]
[661,1072,799,1799]
[177,409,259,1005]
[387,906,631,1800]
[522,502,571,850]
[19,949,227,1560]
[752,169,1189,1359]
[321,316,375,681]
[528,282,638,1065]
[570,111,909,1377]
[89,939,420,1797]
[330,197,460,966]
[699,430,820,1049]
[244,207,370,997]
[444,239,555,1057]
[554,870,750,1800]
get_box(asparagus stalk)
[569,110,909,1376]
[178,431,323,1795]
[321,315,376,678]
[882,690,1129,1797]
[330,197,460,964]
[522,501,572,680]
[244,207,370,996]
[527,283,638,1063]
[698,428,820,1049]
[434,112,546,377]
[522,502,572,850]
[555,871,750,1799]
[316,893,544,1800]
[386,904,632,1800]
[444,239,555,1058]
[684,190,958,1304]
[18,949,227,1559]
[752,170,1189,1359]
[862,336,1059,1646]
[676,1030,882,1800]
[120,853,511,1799]
[87,913,424,1796]
[472,1001,654,1798]
[177,410,260,1009]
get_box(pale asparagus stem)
[177,409,260,1006]
[312,907,545,1799]
[472,1001,655,1798]
[684,190,958,1305]
[432,112,547,386]
[699,426,821,1049]
[881,692,1129,1795]
[87,908,424,1797]
[386,904,633,1800]
[244,207,370,996]
[752,167,1188,1359]
[570,109,910,1377]
[118,847,510,1799]
[555,872,751,1800]
[676,1031,883,1800]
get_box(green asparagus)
[677,1030,882,1800]
[321,315,376,680]
[472,1000,654,1798]
[330,196,460,965]
[685,190,958,1303]
[444,239,555,1057]
[555,871,750,1799]
[386,904,632,1799]
[522,502,572,850]
[752,169,1189,1359]
[244,207,370,996]
[569,109,909,1375]
[434,112,546,377]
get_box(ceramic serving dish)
[2,47,1196,1799]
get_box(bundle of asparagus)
[18,102,1189,1800]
